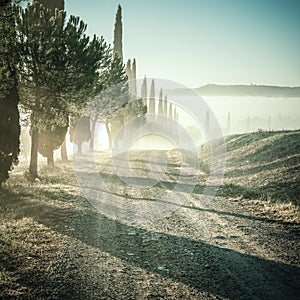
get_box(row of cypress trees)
[141,77,179,123]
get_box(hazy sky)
[65,0,300,88]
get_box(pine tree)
[0,1,20,186]
[17,3,66,176]
[33,0,69,164]
[113,4,123,62]
[35,0,64,11]
[90,55,129,150]
[149,79,155,115]
[17,2,104,176]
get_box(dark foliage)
[0,0,20,185]
[69,116,91,153]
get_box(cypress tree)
[227,112,231,135]
[168,102,173,132]
[163,95,168,116]
[126,59,132,93]
[205,110,210,133]
[149,79,155,115]
[113,4,123,62]
[158,88,163,115]
[0,1,20,186]
[168,103,173,120]
[131,58,137,98]
[141,75,147,105]
[163,95,168,128]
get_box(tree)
[88,54,129,150]
[17,2,104,175]
[36,0,64,11]
[158,88,163,115]
[0,0,20,186]
[149,79,155,115]
[69,116,91,155]
[113,4,123,62]
[35,0,68,162]
[163,95,168,116]
[38,123,68,165]
[17,3,66,177]
[122,97,147,145]
[63,27,108,157]
[141,75,147,105]
[131,58,137,98]
[105,56,130,149]
[205,110,210,134]
[126,59,131,83]
[168,102,173,120]
[227,112,231,135]
[163,95,168,129]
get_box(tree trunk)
[90,116,98,151]
[78,143,82,155]
[29,125,38,179]
[47,151,54,166]
[106,121,112,149]
[61,135,68,161]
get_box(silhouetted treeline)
[195,84,300,97]
[0,1,146,183]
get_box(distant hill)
[194,84,300,97]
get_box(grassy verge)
[0,162,79,298]
[213,130,300,222]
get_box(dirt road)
[1,150,299,299]
[50,150,299,299]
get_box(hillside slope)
[221,130,300,207]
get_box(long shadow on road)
[17,188,300,300]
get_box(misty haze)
[0,1,299,299]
